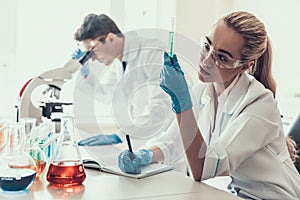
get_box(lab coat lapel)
[121,31,142,94]
[122,31,141,73]
[197,86,212,144]
[222,73,250,119]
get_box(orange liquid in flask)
[46,161,86,186]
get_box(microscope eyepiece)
[79,51,93,65]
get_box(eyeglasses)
[200,36,247,69]
[90,36,107,52]
[84,36,107,60]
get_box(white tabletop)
[0,169,241,200]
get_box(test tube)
[169,17,175,58]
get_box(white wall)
[0,0,18,120]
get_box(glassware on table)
[0,122,7,154]
[32,121,56,160]
[20,117,37,143]
[0,123,37,192]
[25,141,47,178]
[20,117,47,178]
[46,115,86,186]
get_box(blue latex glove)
[118,149,153,174]
[72,48,85,60]
[72,48,90,78]
[78,134,122,146]
[160,52,192,114]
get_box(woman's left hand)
[160,52,192,114]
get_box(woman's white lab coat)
[153,73,300,199]
[75,31,174,139]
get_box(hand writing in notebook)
[118,149,153,174]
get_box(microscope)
[19,51,92,132]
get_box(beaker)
[46,115,86,186]
[0,123,37,192]
[20,117,37,143]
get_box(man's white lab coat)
[76,31,174,139]
[153,73,300,199]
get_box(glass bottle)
[21,118,47,179]
[0,122,37,192]
[46,115,86,186]
[25,140,47,178]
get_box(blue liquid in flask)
[0,168,36,192]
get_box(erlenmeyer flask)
[46,115,86,186]
[0,122,37,192]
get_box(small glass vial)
[46,115,86,186]
[0,123,37,192]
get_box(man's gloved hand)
[118,149,153,174]
[72,48,85,60]
[77,134,122,146]
[160,52,192,114]
[72,48,90,78]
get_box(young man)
[73,14,174,145]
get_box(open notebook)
[79,145,173,179]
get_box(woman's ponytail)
[253,37,276,97]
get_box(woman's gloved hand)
[160,52,192,114]
[118,149,153,174]
[72,48,90,78]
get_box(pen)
[126,134,133,152]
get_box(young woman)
[118,11,300,199]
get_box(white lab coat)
[155,73,300,199]
[76,31,174,139]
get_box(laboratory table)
[0,168,242,200]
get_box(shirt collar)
[202,74,239,104]
[201,73,250,114]
[218,73,240,103]
[223,73,250,114]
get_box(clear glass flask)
[20,117,47,179]
[25,141,47,178]
[0,122,37,192]
[46,115,86,186]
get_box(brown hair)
[222,11,276,97]
[74,14,123,41]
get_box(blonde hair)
[222,11,277,97]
